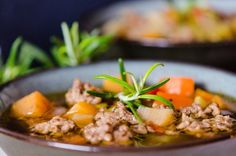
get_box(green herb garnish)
[0,37,53,84]
[87,58,174,122]
[51,22,113,67]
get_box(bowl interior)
[0,60,235,114]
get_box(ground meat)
[131,124,148,134]
[65,79,102,105]
[31,116,76,136]
[114,124,133,143]
[173,103,234,137]
[83,102,150,145]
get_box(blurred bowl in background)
[81,0,236,69]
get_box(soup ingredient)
[212,95,227,109]
[51,22,113,67]
[31,116,75,136]
[83,102,150,144]
[0,37,53,84]
[103,59,132,93]
[156,92,193,109]
[103,75,132,93]
[63,135,86,144]
[65,102,97,127]
[88,58,174,122]
[65,79,102,106]
[11,91,51,118]
[195,89,227,109]
[103,76,124,93]
[194,96,208,109]
[175,103,233,137]
[65,102,97,116]
[195,88,213,102]
[159,77,195,97]
[137,107,175,127]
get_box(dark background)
[0,0,124,56]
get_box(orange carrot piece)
[155,92,193,110]
[159,77,195,97]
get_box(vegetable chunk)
[156,92,193,110]
[65,102,97,127]
[11,91,50,118]
[103,75,131,93]
[137,107,175,127]
[159,77,195,97]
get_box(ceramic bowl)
[81,0,236,68]
[0,60,236,156]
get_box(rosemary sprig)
[86,90,115,99]
[51,22,113,67]
[88,58,174,122]
[0,37,53,84]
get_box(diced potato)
[137,107,175,127]
[212,95,227,109]
[64,102,97,127]
[65,102,97,116]
[70,114,94,128]
[11,91,50,118]
[195,88,214,102]
[194,96,208,109]
[195,89,227,109]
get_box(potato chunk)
[64,102,97,127]
[137,107,175,127]
[11,91,50,118]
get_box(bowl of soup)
[0,60,236,156]
[81,0,236,67]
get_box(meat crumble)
[83,102,152,144]
[165,103,234,137]
[31,116,76,136]
[65,79,102,105]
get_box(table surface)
[0,148,7,156]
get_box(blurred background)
[0,0,236,78]
[0,0,117,51]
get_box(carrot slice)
[159,77,195,97]
[155,92,193,110]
